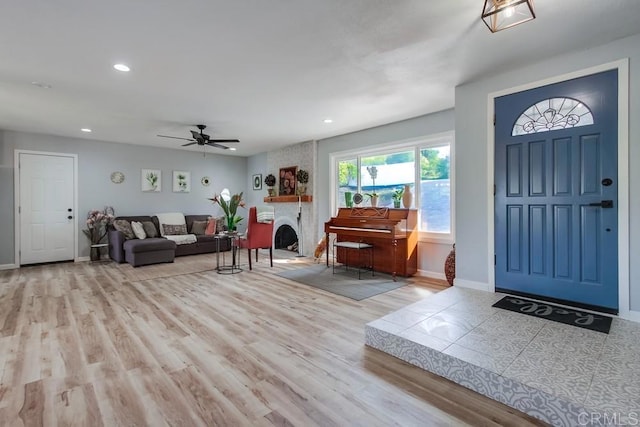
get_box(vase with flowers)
[83,207,115,260]
[209,190,245,232]
[264,174,277,196]
[296,169,309,195]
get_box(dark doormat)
[492,296,612,334]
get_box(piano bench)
[332,241,374,279]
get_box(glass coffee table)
[214,232,243,274]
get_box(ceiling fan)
[157,124,239,150]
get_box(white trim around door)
[14,149,79,266]
[486,58,633,320]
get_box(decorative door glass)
[512,97,594,136]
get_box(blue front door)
[495,70,618,312]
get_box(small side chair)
[239,206,274,270]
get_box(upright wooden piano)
[325,207,418,278]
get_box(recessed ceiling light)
[113,63,130,72]
[81,128,92,133]
[31,81,52,89]
[229,147,237,151]
[323,118,333,124]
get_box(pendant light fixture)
[482,0,535,33]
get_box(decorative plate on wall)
[201,176,211,186]
[110,171,125,184]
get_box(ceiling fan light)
[482,0,535,33]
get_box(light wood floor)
[0,251,547,426]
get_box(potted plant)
[209,191,245,231]
[391,187,404,208]
[365,192,379,207]
[296,169,309,195]
[264,174,276,196]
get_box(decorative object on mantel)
[201,176,210,186]
[352,192,363,205]
[444,243,455,286]
[279,166,297,196]
[209,189,245,231]
[264,174,276,196]
[296,169,309,195]
[83,206,115,261]
[402,184,413,208]
[391,187,404,208]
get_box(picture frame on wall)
[279,166,297,196]
[252,174,262,190]
[141,169,161,192]
[172,171,191,192]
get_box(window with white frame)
[332,134,454,241]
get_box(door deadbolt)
[601,178,613,186]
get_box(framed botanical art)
[172,171,191,192]
[279,166,297,196]
[252,174,262,190]
[141,169,161,192]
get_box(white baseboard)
[416,269,446,281]
[619,309,640,323]
[0,263,19,270]
[76,256,90,262]
[453,278,492,292]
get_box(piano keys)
[324,207,418,278]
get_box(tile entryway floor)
[365,286,640,427]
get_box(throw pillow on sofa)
[191,220,208,235]
[142,221,158,238]
[156,212,187,237]
[113,219,136,240]
[131,221,147,239]
[163,223,188,235]
[205,217,217,235]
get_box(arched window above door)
[512,97,594,136]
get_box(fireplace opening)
[275,224,298,251]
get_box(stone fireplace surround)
[266,140,317,257]
[271,202,313,256]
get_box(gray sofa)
[108,215,231,267]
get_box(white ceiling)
[1,0,640,156]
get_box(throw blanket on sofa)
[156,212,187,236]
[257,206,274,223]
[164,234,197,245]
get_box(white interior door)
[19,152,76,264]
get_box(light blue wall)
[0,130,247,263]
[455,33,640,310]
[316,110,456,275]
[246,152,269,208]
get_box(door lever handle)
[589,200,613,208]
